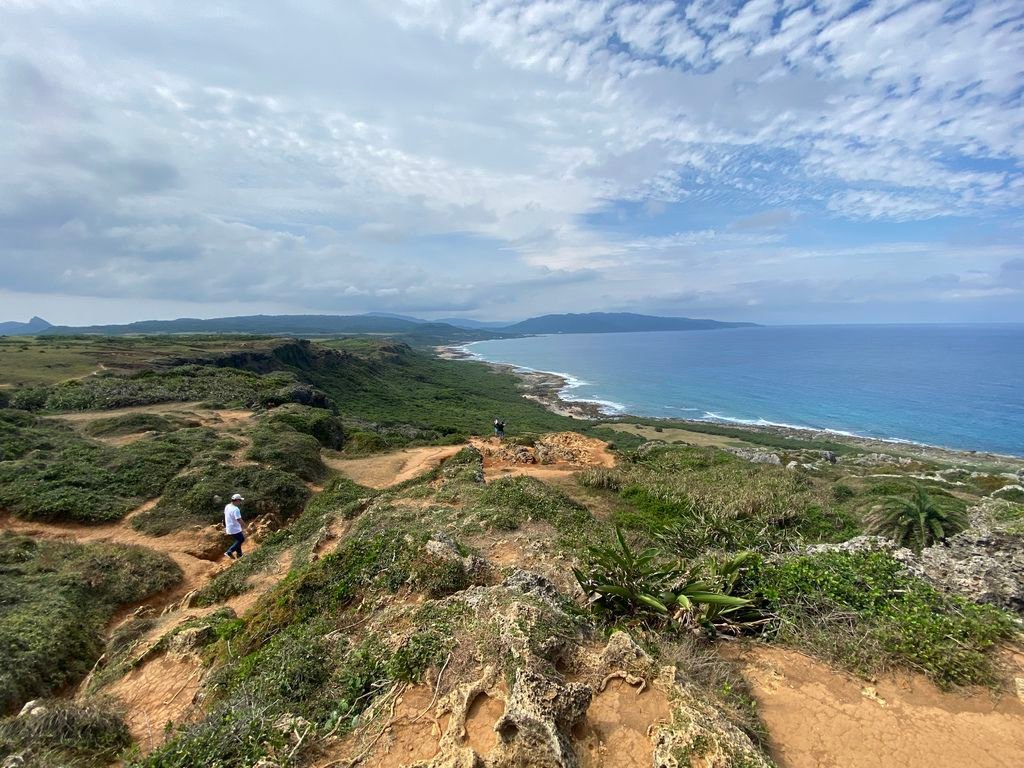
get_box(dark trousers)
[226,531,245,558]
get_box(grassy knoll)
[0,535,182,713]
[309,339,581,437]
[608,416,856,454]
[578,443,858,554]
[131,463,311,536]
[0,411,238,523]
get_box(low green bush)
[0,535,181,713]
[477,475,592,540]
[9,366,301,413]
[0,697,131,767]
[0,421,234,523]
[245,425,327,482]
[744,550,1017,687]
[264,404,344,449]
[132,464,310,536]
[343,430,388,454]
[411,553,469,598]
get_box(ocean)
[466,324,1024,457]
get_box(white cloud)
[0,0,1021,322]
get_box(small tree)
[866,483,968,550]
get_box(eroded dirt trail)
[738,646,1024,768]
[324,445,464,488]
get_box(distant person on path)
[493,418,506,440]
[224,493,246,559]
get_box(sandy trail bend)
[738,646,1024,768]
[324,445,464,488]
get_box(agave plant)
[573,526,750,629]
[866,483,968,550]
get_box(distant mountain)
[364,312,427,323]
[0,316,52,336]
[39,313,505,345]
[500,312,758,334]
[437,318,513,330]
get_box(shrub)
[0,422,232,524]
[832,484,855,501]
[477,475,592,539]
[0,535,181,713]
[744,550,1017,687]
[245,425,327,482]
[866,483,968,550]
[573,527,751,630]
[0,697,131,766]
[264,404,344,449]
[83,413,195,437]
[132,464,310,536]
[343,430,388,454]
[411,553,469,598]
[576,467,622,491]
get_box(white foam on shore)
[462,344,626,415]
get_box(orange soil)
[574,678,671,768]
[738,646,1024,768]
[105,653,203,752]
[324,445,464,488]
[469,433,615,482]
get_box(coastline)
[436,343,1024,468]
[436,342,606,419]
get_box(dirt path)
[324,445,464,488]
[737,646,1024,768]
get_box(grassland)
[0,333,1021,766]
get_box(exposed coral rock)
[652,668,773,768]
[729,448,782,465]
[491,668,591,767]
[917,526,1024,615]
[339,582,770,768]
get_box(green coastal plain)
[1,333,1022,767]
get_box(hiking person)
[224,493,246,559]
[493,418,506,440]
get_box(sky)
[1,0,1023,326]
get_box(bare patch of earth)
[736,645,1024,768]
[324,445,464,488]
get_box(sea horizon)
[464,324,1024,458]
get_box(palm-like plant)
[573,526,751,630]
[866,483,968,550]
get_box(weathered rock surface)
[729,448,782,465]
[337,571,771,767]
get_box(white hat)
[231,493,245,501]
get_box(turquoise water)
[467,325,1024,456]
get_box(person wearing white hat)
[224,493,246,559]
